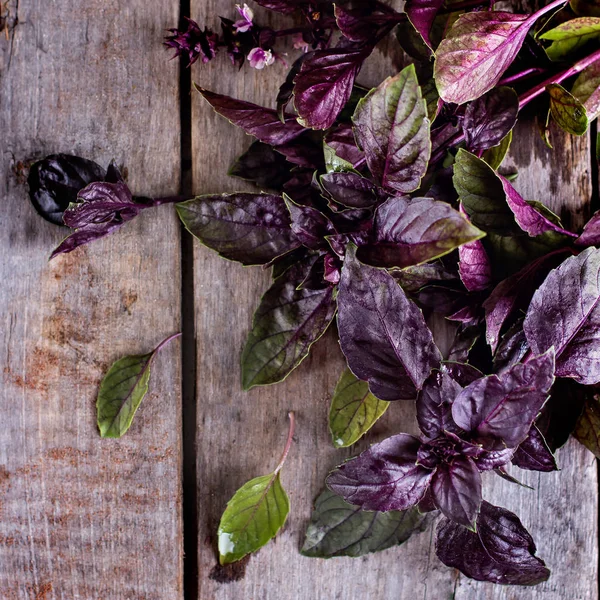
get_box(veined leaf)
[329,368,390,448]
[97,333,181,438]
[301,489,430,558]
[572,60,600,121]
[547,83,589,136]
[241,258,336,390]
[540,17,600,61]
[353,64,431,194]
[482,130,513,170]
[574,393,600,457]
[405,0,444,52]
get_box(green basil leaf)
[329,368,390,448]
[241,258,337,390]
[218,472,290,564]
[96,333,181,438]
[482,130,513,170]
[574,393,600,458]
[301,489,431,558]
[547,83,589,136]
[323,141,358,174]
[540,17,600,61]
[572,60,600,121]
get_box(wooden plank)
[0,1,183,598]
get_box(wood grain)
[0,1,183,598]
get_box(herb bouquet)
[26,0,600,587]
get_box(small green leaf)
[218,472,290,565]
[218,412,295,565]
[482,130,513,170]
[323,141,357,174]
[540,17,600,61]
[547,83,589,135]
[572,60,600,121]
[301,489,431,558]
[329,369,390,448]
[574,394,600,457]
[96,333,181,438]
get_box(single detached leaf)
[482,130,513,170]
[301,489,430,558]
[96,333,181,438]
[512,425,558,472]
[434,11,544,104]
[463,87,519,153]
[337,245,442,401]
[405,0,444,51]
[218,472,289,564]
[574,393,600,457]
[524,247,600,384]
[540,17,600,61]
[430,457,481,530]
[327,433,434,511]
[547,83,589,136]
[293,47,370,130]
[572,60,600,121]
[176,193,299,265]
[452,349,555,449]
[329,368,390,448]
[436,501,550,585]
[241,259,336,390]
[353,64,431,194]
[357,196,485,269]
[28,154,106,226]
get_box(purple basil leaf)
[493,320,529,372]
[353,64,431,194]
[293,46,371,130]
[241,257,336,389]
[176,193,300,265]
[494,467,533,489]
[337,245,442,401]
[442,361,484,388]
[447,326,480,364]
[575,209,600,247]
[458,205,492,292]
[229,141,292,190]
[28,154,106,226]
[476,447,515,471]
[484,250,568,352]
[327,434,434,511]
[417,368,463,439]
[392,261,458,294]
[284,194,336,249]
[275,134,326,169]
[196,86,305,146]
[436,501,550,585]
[252,0,299,13]
[431,456,481,530]
[334,2,401,44]
[512,425,558,472]
[320,172,379,210]
[452,349,556,449]
[463,87,519,153]
[358,196,484,269]
[50,165,142,258]
[434,11,545,105]
[501,175,577,239]
[277,54,310,122]
[524,247,600,384]
[324,124,365,168]
[405,0,444,52]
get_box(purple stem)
[499,67,547,86]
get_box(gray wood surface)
[0,1,183,598]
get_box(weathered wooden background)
[0,0,597,599]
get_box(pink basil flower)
[248,47,275,69]
[234,3,254,33]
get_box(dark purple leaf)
[475,447,515,471]
[229,141,292,190]
[458,205,492,292]
[334,3,401,44]
[241,258,336,389]
[320,172,379,209]
[447,326,480,363]
[452,350,555,449]
[284,195,336,249]
[493,320,529,372]
[28,154,106,226]
[50,164,143,258]
[293,47,371,130]
[164,18,218,67]
[417,368,463,439]
[327,434,434,511]
[277,54,310,121]
[324,124,365,168]
[358,197,484,269]
[252,0,302,13]
[576,209,600,247]
[463,87,519,153]
[430,457,481,529]
[442,361,484,388]
[436,501,550,585]
[176,193,300,265]
[275,134,325,169]
[353,64,431,194]
[337,245,442,401]
[405,0,444,52]
[196,86,306,146]
[512,425,558,472]
[524,247,600,384]
[434,11,545,105]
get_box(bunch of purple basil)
[26,0,600,587]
